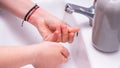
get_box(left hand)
[29,8,79,43]
[31,41,69,68]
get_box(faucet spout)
[65,3,95,26]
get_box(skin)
[0,0,79,68]
[0,42,69,68]
[0,0,79,43]
[29,8,79,43]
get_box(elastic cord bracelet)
[21,4,39,27]
[27,6,39,22]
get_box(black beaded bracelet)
[21,4,39,27]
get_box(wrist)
[26,45,37,65]
[28,8,45,27]
[21,45,38,66]
[28,44,43,65]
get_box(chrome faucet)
[65,3,95,26]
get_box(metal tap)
[65,3,95,26]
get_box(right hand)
[32,41,69,68]
[29,8,79,43]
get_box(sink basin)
[0,0,92,68]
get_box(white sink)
[69,2,120,68]
[0,0,93,68]
[73,12,120,68]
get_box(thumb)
[68,27,80,33]
[49,30,59,42]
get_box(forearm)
[0,46,34,68]
[0,0,35,19]
[0,0,44,27]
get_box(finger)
[60,46,69,58]
[34,66,40,68]
[44,30,58,42]
[61,25,69,42]
[56,26,62,42]
[64,58,68,63]
[59,51,69,64]
[33,64,41,68]
[68,32,75,43]
[38,23,53,41]
[50,30,59,42]
[68,26,80,33]
[61,57,68,64]
[55,65,60,68]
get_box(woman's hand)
[29,8,79,43]
[31,41,69,68]
[0,0,79,43]
[0,41,69,68]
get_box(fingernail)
[76,32,78,37]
